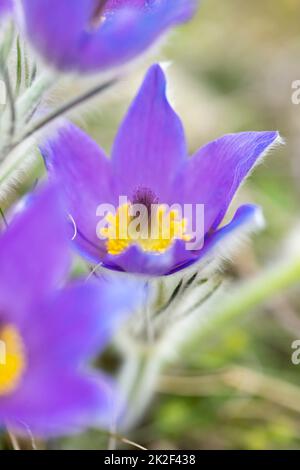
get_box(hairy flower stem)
[0,72,55,162]
[0,76,119,202]
[118,347,163,432]
[6,428,20,450]
[8,76,119,155]
[16,72,55,124]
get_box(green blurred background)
[3,0,300,451]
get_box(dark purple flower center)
[132,186,159,214]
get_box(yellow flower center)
[0,324,26,396]
[100,203,191,256]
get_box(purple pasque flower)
[0,184,144,437]
[41,64,281,277]
[18,0,197,73]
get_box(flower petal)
[0,184,70,321]
[20,0,95,69]
[41,123,115,262]
[1,371,115,437]
[0,275,146,436]
[203,204,264,255]
[77,1,197,72]
[178,131,280,233]
[111,64,187,201]
[103,244,178,276]
[168,204,264,274]
[0,0,11,14]
[20,0,196,72]
[21,276,147,366]
[105,1,154,9]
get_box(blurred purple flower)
[0,184,144,437]
[0,0,11,15]
[19,0,197,73]
[41,64,281,277]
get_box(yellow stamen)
[0,325,26,396]
[100,203,192,256]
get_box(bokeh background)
[2,0,300,450]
